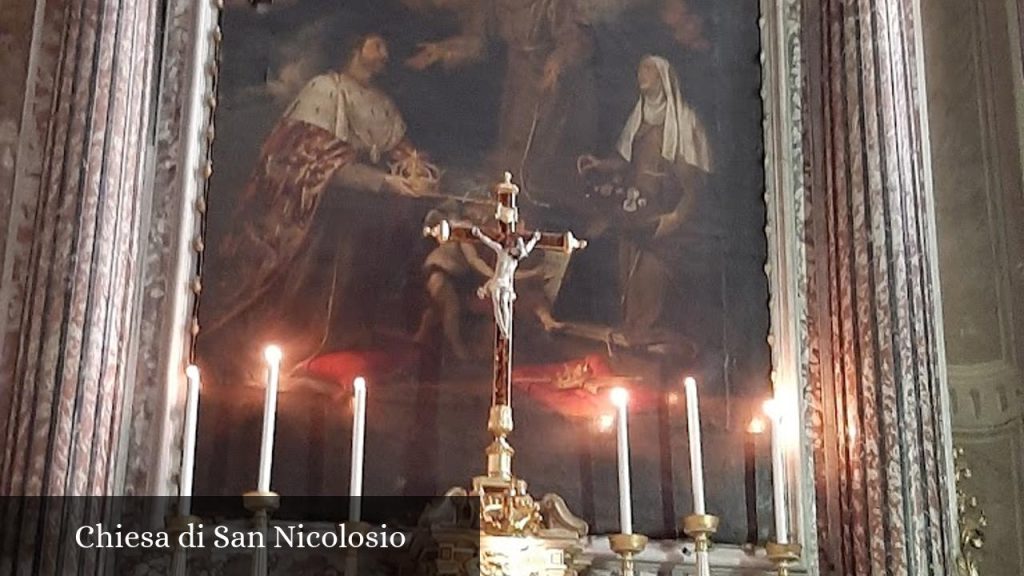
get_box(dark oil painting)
[195,0,775,544]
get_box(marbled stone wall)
[0,0,64,437]
[0,0,35,261]
[921,0,1024,574]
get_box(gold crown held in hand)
[390,151,442,194]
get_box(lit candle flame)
[610,387,629,407]
[353,376,366,391]
[747,416,767,435]
[264,345,282,365]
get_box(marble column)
[0,0,159,551]
[803,0,957,574]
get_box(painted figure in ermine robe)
[578,55,713,344]
[406,0,597,203]
[200,34,426,387]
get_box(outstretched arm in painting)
[330,138,425,197]
[332,161,420,197]
[405,5,487,71]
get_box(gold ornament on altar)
[422,173,590,576]
[609,533,648,576]
[954,447,985,576]
[765,541,802,576]
[390,151,443,194]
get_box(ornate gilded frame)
[124,0,816,574]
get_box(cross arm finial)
[497,172,519,200]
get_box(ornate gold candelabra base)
[430,400,588,576]
[432,486,586,576]
[682,514,719,576]
[765,542,802,576]
[244,490,280,576]
[609,533,648,576]
[471,405,544,537]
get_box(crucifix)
[424,172,586,531]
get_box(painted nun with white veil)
[578,55,713,343]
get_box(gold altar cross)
[424,172,586,484]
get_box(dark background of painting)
[195,0,775,544]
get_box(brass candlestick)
[166,514,203,576]
[682,514,719,576]
[765,542,802,576]
[244,490,280,576]
[342,521,372,576]
[609,533,648,576]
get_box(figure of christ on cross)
[471,226,542,342]
[423,173,587,410]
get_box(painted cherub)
[472,226,542,339]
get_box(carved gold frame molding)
[760,0,818,573]
[125,0,816,574]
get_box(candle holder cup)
[681,514,719,576]
[243,490,281,514]
[765,542,802,576]
[681,513,718,551]
[609,533,648,576]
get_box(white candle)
[683,377,706,515]
[179,365,201,515]
[349,377,367,522]
[611,387,632,534]
[257,346,282,493]
[765,399,789,544]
